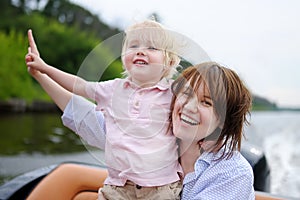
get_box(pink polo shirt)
[85,78,182,187]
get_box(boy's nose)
[136,48,146,56]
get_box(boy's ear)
[169,60,175,67]
[171,56,181,67]
[169,58,180,67]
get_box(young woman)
[170,62,255,199]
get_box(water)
[244,111,300,198]
[0,112,105,183]
[0,111,300,198]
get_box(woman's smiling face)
[172,82,220,144]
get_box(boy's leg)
[136,180,182,200]
[26,163,107,200]
[101,180,182,200]
[101,183,136,200]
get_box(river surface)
[244,111,300,199]
[0,111,299,199]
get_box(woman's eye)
[182,91,190,96]
[201,99,212,107]
[182,88,192,96]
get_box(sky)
[70,0,300,108]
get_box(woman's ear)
[216,114,224,129]
[218,121,224,129]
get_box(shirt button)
[136,184,142,189]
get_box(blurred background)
[0,0,299,199]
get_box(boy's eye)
[129,45,138,49]
[148,46,158,50]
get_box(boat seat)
[255,191,284,200]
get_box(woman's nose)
[184,96,199,113]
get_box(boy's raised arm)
[25,45,72,111]
[26,29,89,98]
[32,72,72,111]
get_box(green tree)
[43,0,120,39]
[0,11,124,102]
[0,30,43,100]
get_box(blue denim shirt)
[181,149,255,200]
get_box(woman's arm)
[61,95,106,149]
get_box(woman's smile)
[180,113,200,126]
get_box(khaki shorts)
[101,180,182,200]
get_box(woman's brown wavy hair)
[170,62,252,159]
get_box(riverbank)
[0,99,59,113]
[1,98,299,113]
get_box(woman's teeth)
[180,115,199,125]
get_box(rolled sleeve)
[61,95,106,149]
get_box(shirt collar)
[123,77,172,91]
[194,148,228,176]
[183,147,232,184]
[183,151,220,185]
[194,152,212,176]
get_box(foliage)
[43,0,120,39]
[0,0,123,104]
[0,30,45,101]
[252,96,278,111]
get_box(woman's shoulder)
[205,151,252,174]
[218,151,253,177]
[193,151,253,184]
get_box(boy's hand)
[28,29,40,57]
[25,50,47,74]
[25,29,47,75]
[25,46,38,77]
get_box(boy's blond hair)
[121,20,181,79]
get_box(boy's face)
[122,38,167,87]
